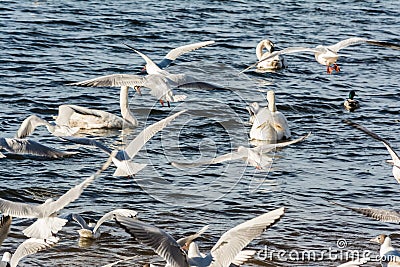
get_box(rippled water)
[1,0,400,266]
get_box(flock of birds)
[1,36,400,267]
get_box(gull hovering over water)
[57,84,138,129]
[115,207,285,267]
[242,37,400,74]
[62,110,186,176]
[0,236,59,267]
[0,155,113,239]
[171,133,310,170]
[16,115,79,138]
[61,208,138,239]
[343,120,400,183]
[134,40,215,73]
[0,137,75,159]
[255,39,287,71]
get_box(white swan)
[172,133,310,170]
[256,39,287,71]
[134,40,215,72]
[61,110,186,177]
[343,90,360,112]
[249,90,291,141]
[0,236,58,267]
[62,209,137,239]
[16,115,79,138]
[242,37,400,74]
[56,85,138,129]
[371,235,400,266]
[115,207,285,267]
[0,155,113,239]
[343,120,400,183]
[0,137,75,159]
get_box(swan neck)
[120,86,137,126]
[256,41,264,60]
[268,95,277,112]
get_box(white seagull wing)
[254,132,311,153]
[60,136,113,155]
[343,120,400,163]
[41,155,114,216]
[115,216,189,267]
[16,115,51,138]
[124,110,186,158]
[10,236,59,267]
[93,208,138,234]
[171,150,245,168]
[0,198,40,219]
[176,225,209,247]
[68,74,144,87]
[0,138,73,159]
[337,257,369,267]
[160,41,215,66]
[329,37,400,52]
[331,201,400,224]
[241,46,319,73]
[125,45,166,75]
[209,207,285,267]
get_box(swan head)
[348,90,356,100]
[262,39,275,53]
[266,90,277,112]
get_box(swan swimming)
[61,110,186,177]
[172,133,310,170]
[0,137,75,159]
[0,236,59,267]
[135,40,215,73]
[343,120,400,183]
[16,114,79,138]
[343,90,360,112]
[0,155,113,239]
[56,85,138,129]
[115,207,284,267]
[242,37,400,74]
[249,90,291,141]
[61,208,138,239]
[255,39,287,71]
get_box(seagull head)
[370,234,387,244]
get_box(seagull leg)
[167,101,171,108]
[134,86,142,96]
[333,63,340,72]
[256,165,262,170]
[326,65,334,74]
[159,99,165,106]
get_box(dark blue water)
[0,0,399,266]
